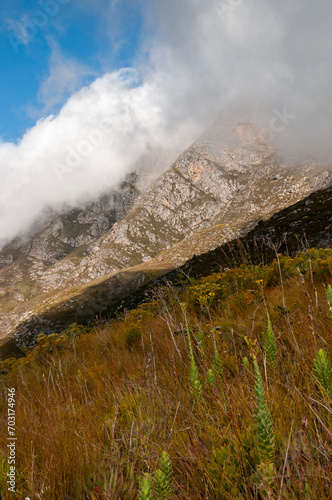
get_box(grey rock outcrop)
[0,120,331,351]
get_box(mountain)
[1,245,332,498]
[0,121,332,356]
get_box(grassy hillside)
[0,249,332,499]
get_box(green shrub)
[313,349,332,395]
[125,323,141,348]
[154,452,173,500]
[206,368,216,390]
[253,357,275,469]
[139,473,153,500]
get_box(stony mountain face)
[0,173,141,339]
[0,173,140,266]
[0,121,332,355]
[164,184,332,282]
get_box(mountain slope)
[2,179,332,359]
[0,121,332,354]
[1,248,332,499]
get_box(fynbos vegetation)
[0,248,332,498]
[313,349,332,396]
[263,315,278,370]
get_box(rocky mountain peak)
[0,121,331,353]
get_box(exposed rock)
[0,120,331,353]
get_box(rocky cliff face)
[66,122,331,282]
[0,121,331,353]
[1,173,139,265]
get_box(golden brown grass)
[0,249,332,499]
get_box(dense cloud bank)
[1,0,331,245]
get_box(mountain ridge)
[0,121,332,355]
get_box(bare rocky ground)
[0,121,331,356]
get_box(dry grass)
[0,249,332,499]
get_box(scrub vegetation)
[0,249,332,499]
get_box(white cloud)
[1,0,332,246]
[0,68,199,245]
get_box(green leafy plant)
[243,357,250,370]
[182,304,203,401]
[139,473,153,500]
[154,452,173,500]
[313,349,332,395]
[262,315,277,370]
[327,284,332,316]
[206,368,216,390]
[253,357,275,484]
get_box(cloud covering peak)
[0,68,199,244]
[1,0,332,246]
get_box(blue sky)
[0,0,144,142]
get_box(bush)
[125,323,141,348]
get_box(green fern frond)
[314,349,332,394]
[154,452,173,499]
[263,315,277,370]
[253,357,275,466]
[139,473,153,500]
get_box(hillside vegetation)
[1,249,332,499]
